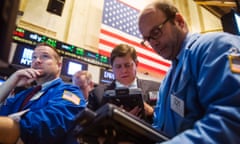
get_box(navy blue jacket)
[0,78,86,144]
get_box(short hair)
[73,70,93,84]
[110,44,138,65]
[35,42,62,62]
[149,1,178,21]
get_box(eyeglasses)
[141,18,169,47]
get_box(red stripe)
[99,49,166,75]
[99,38,116,49]
[138,63,166,75]
[99,49,168,74]
[99,49,111,57]
[100,29,170,67]
[101,29,154,52]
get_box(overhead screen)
[61,57,88,78]
[99,69,115,84]
[11,43,88,82]
[221,9,240,35]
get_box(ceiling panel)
[193,0,238,18]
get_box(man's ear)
[57,61,62,74]
[174,13,185,28]
[135,60,139,66]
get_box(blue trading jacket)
[153,33,240,144]
[0,78,86,144]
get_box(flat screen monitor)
[61,57,88,81]
[221,9,240,35]
[11,43,35,68]
[0,0,20,66]
[99,69,115,84]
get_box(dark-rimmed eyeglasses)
[141,18,169,47]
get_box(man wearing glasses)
[88,44,160,124]
[138,1,240,143]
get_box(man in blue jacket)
[0,43,86,144]
[138,1,240,143]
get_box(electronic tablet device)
[101,87,144,116]
[73,103,168,144]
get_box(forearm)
[0,117,20,144]
[0,76,18,102]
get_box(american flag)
[98,0,171,76]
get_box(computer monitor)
[221,9,240,35]
[0,0,20,66]
[99,68,115,84]
[11,43,35,68]
[60,57,88,82]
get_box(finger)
[25,69,40,78]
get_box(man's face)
[138,8,183,60]
[112,54,137,85]
[31,45,61,80]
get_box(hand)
[10,68,42,87]
[128,105,142,117]
[144,102,154,116]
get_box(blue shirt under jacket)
[153,32,240,144]
[0,78,86,144]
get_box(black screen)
[99,69,115,84]
[221,9,240,35]
[0,0,20,66]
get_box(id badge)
[171,94,184,117]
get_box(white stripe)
[99,26,170,64]
[99,44,170,72]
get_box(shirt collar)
[115,78,138,89]
[41,78,60,90]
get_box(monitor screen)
[0,77,6,85]
[61,57,88,78]
[0,0,20,66]
[99,69,115,84]
[221,9,240,35]
[234,11,240,34]
[11,43,34,68]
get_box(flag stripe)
[99,0,171,75]
[99,26,171,70]
[100,29,171,67]
[99,44,170,72]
